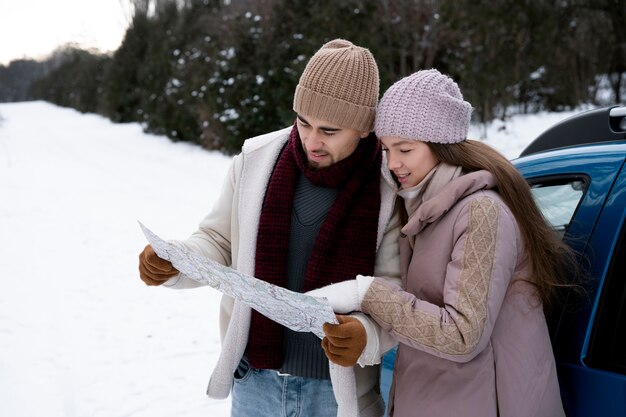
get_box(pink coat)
[362,169,565,417]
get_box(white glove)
[306,275,375,314]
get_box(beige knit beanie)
[293,39,379,132]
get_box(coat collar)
[401,170,497,236]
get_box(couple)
[138,39,570,417]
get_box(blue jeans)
[231,359,338,417]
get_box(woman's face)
[381,136,439,189]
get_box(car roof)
[519,106,626,157]
[514,141,626,165]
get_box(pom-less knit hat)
[375,69,472,143]
[293,39,379,132]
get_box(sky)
[0,0,132,65]
[0,99,585,416]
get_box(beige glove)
[322,315,367,367]
[138,244,179,286]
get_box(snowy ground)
[0,101,589,417]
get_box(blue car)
[379,106,626,416]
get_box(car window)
[530,178,587,237]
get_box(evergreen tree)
[29,48,109,113]
[102,11,152,122]
[0,59,48,102]
[24,0,625,152]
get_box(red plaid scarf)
[247,124,382,369]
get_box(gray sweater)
[281,173,339,379]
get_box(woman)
[309,69,574,417]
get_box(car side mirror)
[609,107,626,132]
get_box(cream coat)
[165,127,402,417]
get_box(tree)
[26,0,625,152]
[0,59,48,102]
[29,47,110,113]
[101,11,152,122]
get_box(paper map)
[139,222,338,338]
[140,222,358,417]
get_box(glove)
[138,244,179,286]
[322,315,367,367]
[305,275,374,314]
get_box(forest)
[1,0,624,153]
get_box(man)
[138,39,400,417]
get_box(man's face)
[296,115,369,169]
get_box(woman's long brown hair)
[427,140,578,308]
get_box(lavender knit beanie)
[375,69,472,143]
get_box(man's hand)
[322,315,366,367]
[138,244,179,286]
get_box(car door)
[517,146,626,416]
[557,162,626,416]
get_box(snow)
[0,101,588,417]
[467,107,593,160]
[0,101,231,417]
